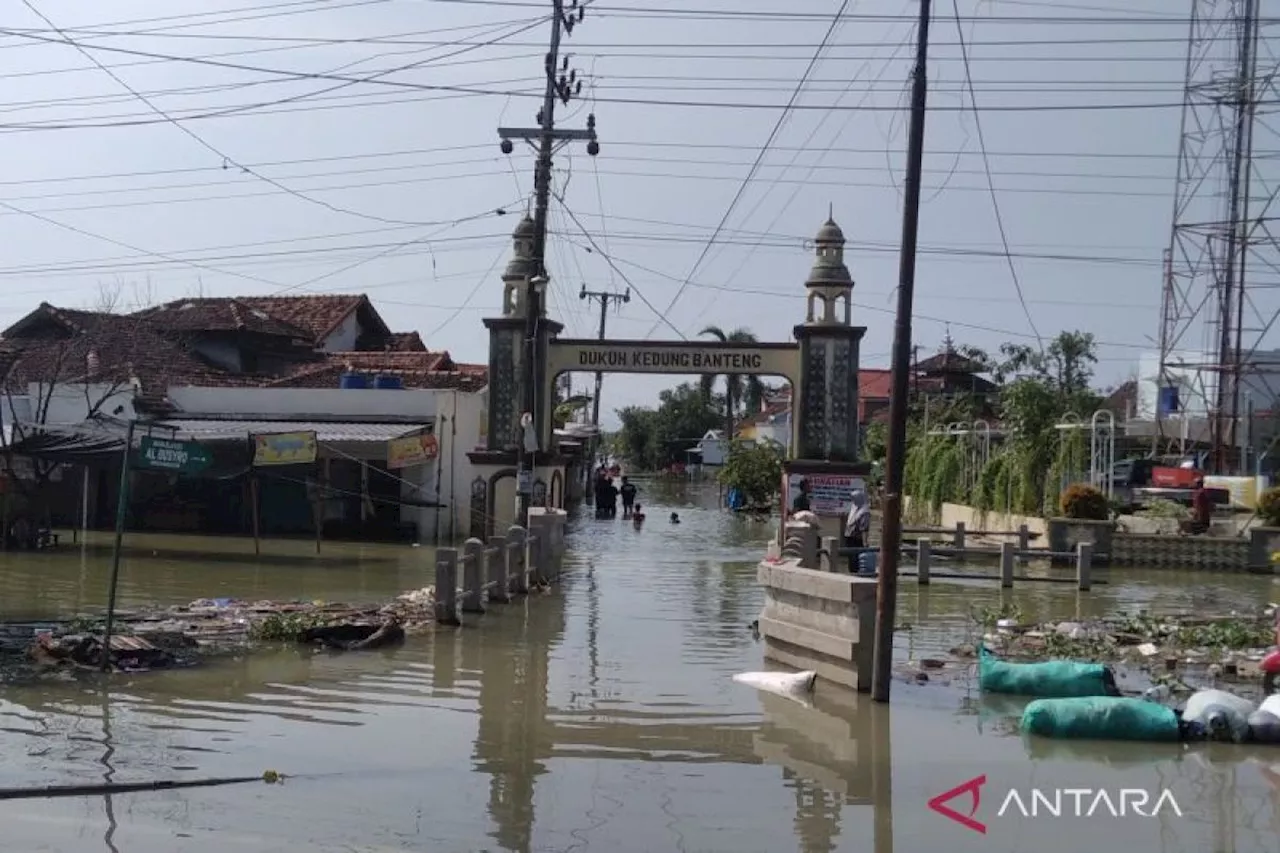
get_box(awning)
[157,419,427,443]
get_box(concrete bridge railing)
[759,523,878,692]
[434,510,566,626]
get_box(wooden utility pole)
[497,0,598,525]
[580,286,629,471]
[872,0,932,704]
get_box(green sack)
[979,647,1116,698]
[1021,697,1181,742]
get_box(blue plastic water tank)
[857,550,879,577]
[374,374,403,390]
[340,372,370,389]
[1158,385,1180,415]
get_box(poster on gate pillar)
[786,472,865,518]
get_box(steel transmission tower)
[1157,0,1279,473]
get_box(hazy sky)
[0,0,1269,427]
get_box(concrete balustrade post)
[434,548,460,626]
[528,534,543,584]
[1076,542,1093,591]
[487,535,511,603]
[507,525,529,595]
[999,541,1015,588]
[822,536,839,572]
[461,537,487,614]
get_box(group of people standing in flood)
[594,471,643,524]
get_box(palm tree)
[698,325,765,443]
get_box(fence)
[434,524,561,626]
[779,523,1099,590]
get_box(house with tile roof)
[0,295,490,544]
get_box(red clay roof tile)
[235,295,367,343]
[138,298,310,339]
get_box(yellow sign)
[387,433,439,469]
[253,431,318,466]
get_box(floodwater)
[0,484,1278,852]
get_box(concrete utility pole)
[872,0,932,704]
[497,0,598,525]
[580,286,629,471]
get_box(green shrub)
[1258,486,1280,527]
[1138,498,1189,521]
[1059,483,1109,520]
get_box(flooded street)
[1,485,1279,851]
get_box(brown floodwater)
[0,484,1278,852]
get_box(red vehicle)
[1111,455,1229,508]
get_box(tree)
[614,382,722,471]
[718,439,784,508]
[697,325,765,441]
[994,331,1098,397]
[1,305,147,522]
[553,394,591,430]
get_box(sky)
[0,0,1274,428]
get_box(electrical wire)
[419,2,1278,25]
[557,233,1157,353]
[553,192,686,340]
[0,26,1261,116]
[685,8,918,332]
[646,0,854,337]
[951,0,1042,348]
[16,1,549,228]
[0,140,1222,195]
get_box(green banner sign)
[136,436,213,475]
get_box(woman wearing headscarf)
[844,488,871,573]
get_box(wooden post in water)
[102,418,137,672]
[1016,524,1030,564]
[872,0,934,704]
[461,538,486,614]
[487,535,511,603]
[916,539,931,585]
[249,474,262,556]
[952,521,965,551]
[434,548,459,625]
[999,541,1015,588]
[1076,542,1093,591]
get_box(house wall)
[319,312,361,352]
[3,382,137,447]
[167,384,486,544]
[396,390,485,543]
[699,436,728,466]
[757,420,791,451]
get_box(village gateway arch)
[466,214,870,537]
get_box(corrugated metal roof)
[157,419,425,443]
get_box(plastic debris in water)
[732,670,818,698]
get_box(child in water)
[669,512,680,524]
[632,503,646,526]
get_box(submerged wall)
[757,555,878,692]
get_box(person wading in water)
[843,488,871,573]
[620,477,638,517]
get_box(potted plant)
[1047,484,1115,566]
[1248,486,1280,573]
